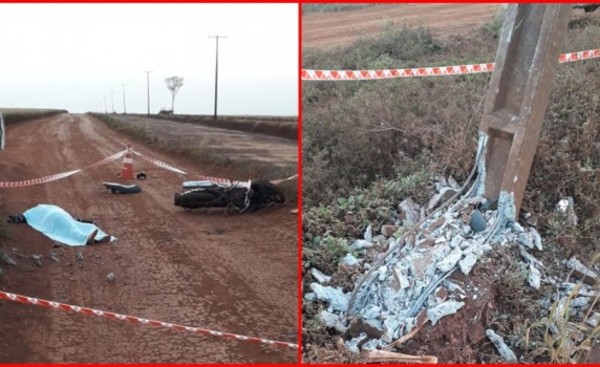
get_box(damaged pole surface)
[480,4,571,216]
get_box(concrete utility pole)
[121,83,127,114]
[143,70,153,115]
[479,4,571,216]
[110,91,115,113]
[209,35,227,120]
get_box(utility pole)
[110,91,115,113]
[209,35,227,121]
[103,96,107,114]
[143,70,153,115]
[121,83,127,114]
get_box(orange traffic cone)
[120,147,134,180]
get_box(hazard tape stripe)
[0,290,298,349]
[0,150,127,189]
[129,149,297,186]
[302,48,600,81]
[130,149,187,175]
[270,174,298,185]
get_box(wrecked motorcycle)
[174,180,285,213]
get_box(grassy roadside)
[1,108,68,124]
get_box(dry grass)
[1,108,68,124]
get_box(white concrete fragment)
[586,312,600,328]
[364,225,373,242]
[310,283,349,312]
[528,263,541,289]
[345,332,368,353]
[459,253,478,275]
[319,310,341,328]
[340,253,361,266]
[304,292,316,301]
[486,329,517,362]
[436,247,463,273]
[530,227,543,250]
[351,239,373,250]
[427,300,465,326]
[310,268,332,284]
[572,297,590,308]
[393,266,410,290]
[566,257,598,279]
[361,338,381,351]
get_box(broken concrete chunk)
[566,257,598,285]
[517,231,534,249]
[427,193,443,212]
[345,332,368,354]
[399,198,420,226]
[350,239,373,250]
[393,266,410,290]
[319,310,346,332]
[427,300,465,326]
[310,283,349,312]
[586,312,600,328]
[362,305,381,320]
[310,268,332,284]
[436,247,463,273]
[340,253,361,266]
[571,297,590,308]
[304,292,316,301]
[1,253,17,266]
[530,227,543,250]
[364,225,373,242]
[459,253,478,275]
[448,175,460,190]
[486,329,517,362]
[528,263,541,289]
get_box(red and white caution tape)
[0,290,298,350]
[83,150,127,170]
[0,150,127,188]
[131,149,187,175]
[302,48,600,81]
[270,174,298,185]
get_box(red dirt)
[0,113,297,362]
[302,4,501,50]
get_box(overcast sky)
[0,4,298,116]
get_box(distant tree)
[164,76,184,113]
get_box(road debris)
[486,329,517,362]
[1,252,17,266]
[106,272,116,283]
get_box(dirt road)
[303,4,501,49]
[0,113,297,362]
